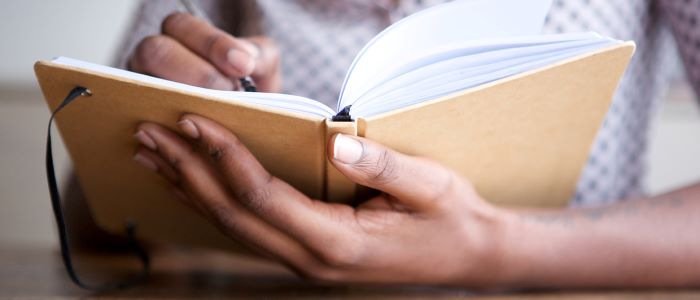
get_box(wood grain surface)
[1,246,698,299]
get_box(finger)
[328,134,458,212]
[162,12,259,78]
[170,185,207,216]
[132,146,179,183]
[134,123,321,271]
[129,35,234,90]
[174,115,366,264]
[241,36,282,92]
[131,134,207,214]
[132,146,209,215]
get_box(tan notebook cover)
[35,43,634,250]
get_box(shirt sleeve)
[111,0,181,69]
[658,0,700,100]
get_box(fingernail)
[333,134,363,164]
[177,118,200,139]
[133,153,158,172]
[239,40,260,59]
[134,130,157,151]
[227,48,256,75]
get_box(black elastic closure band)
[47,86,150,291]
[332,105,353,122]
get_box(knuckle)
[207,204,242,235]
[417,158,458,207]
[456,176,481,201]
[167,144,197,171]
[204,132,244,163]
[168,155,183,170]
[357,149,399,185]
[203,32,226,58]
[373,150,399,183]
[133,35,172,72]
[316,238,365,268]
[162,153,199,185]
[206,138,238,162]
[161,12,188,34]
[235,174,274,214]
[430,171,457,210]
[207,145,227,162]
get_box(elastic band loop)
[47,86,150,291]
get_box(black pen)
[178,0,257,92]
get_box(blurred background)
[1,1,140,248]
[1,1,699,250]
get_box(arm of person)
[129,114,700,288]
[503,184,700,288]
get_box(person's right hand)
[129,12,281,92]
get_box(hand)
[128,12,281,92]
[132,115,515,287]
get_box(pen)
[178,0,257,92]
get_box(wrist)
[494,209,574,289]
[491,209,537,288]
[452,201,524,288]
[455,204,563,289]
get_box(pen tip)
[240,77,257,92]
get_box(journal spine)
[324,118,358,203]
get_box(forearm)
[498,182,700,288]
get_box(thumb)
[328,134,458,212]
[242,36,281,92]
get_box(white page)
[352,42,617,117]
[350,33,600,104]
[337,0,553,110]
[367,44,612,114]
[51,57,335,118]
[350,34,607,109]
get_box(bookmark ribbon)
[46,86,150,291]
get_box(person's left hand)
[132,114,516,287]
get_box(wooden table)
[1,246,698,299]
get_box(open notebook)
[52,0,619,120]
[36,0,634,250]
[52,32,618,119]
